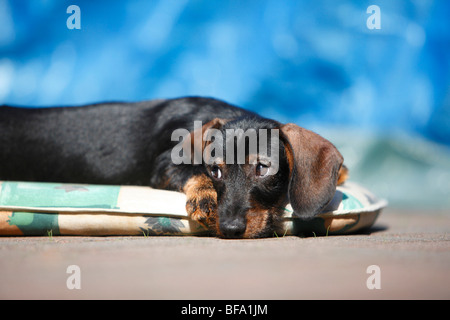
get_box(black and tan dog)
[0,97,347,238]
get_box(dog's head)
[188,117,344,238]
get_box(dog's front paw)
[186,192,217,222]
[183,174,217,225]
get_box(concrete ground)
[0,208,449,300]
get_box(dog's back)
[0,97,254,186]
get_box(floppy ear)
[280,123,344,219]
[183,118,228,164]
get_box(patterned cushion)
[0,181,387,236]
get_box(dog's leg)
[182,173,217,227]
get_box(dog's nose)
[220,219,246,238]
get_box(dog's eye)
[255,163,270,177]
[210,166,222,180]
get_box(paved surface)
[0,208,449,300]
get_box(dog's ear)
[280,123,344,219]
[183,118,228,164]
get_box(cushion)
[0,181,387,237]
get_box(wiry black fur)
[0,97,292,238]
[1,97,346,238]
[0,97,247,185]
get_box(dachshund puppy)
[0,97,347,238]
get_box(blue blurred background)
[1,0,449,209]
